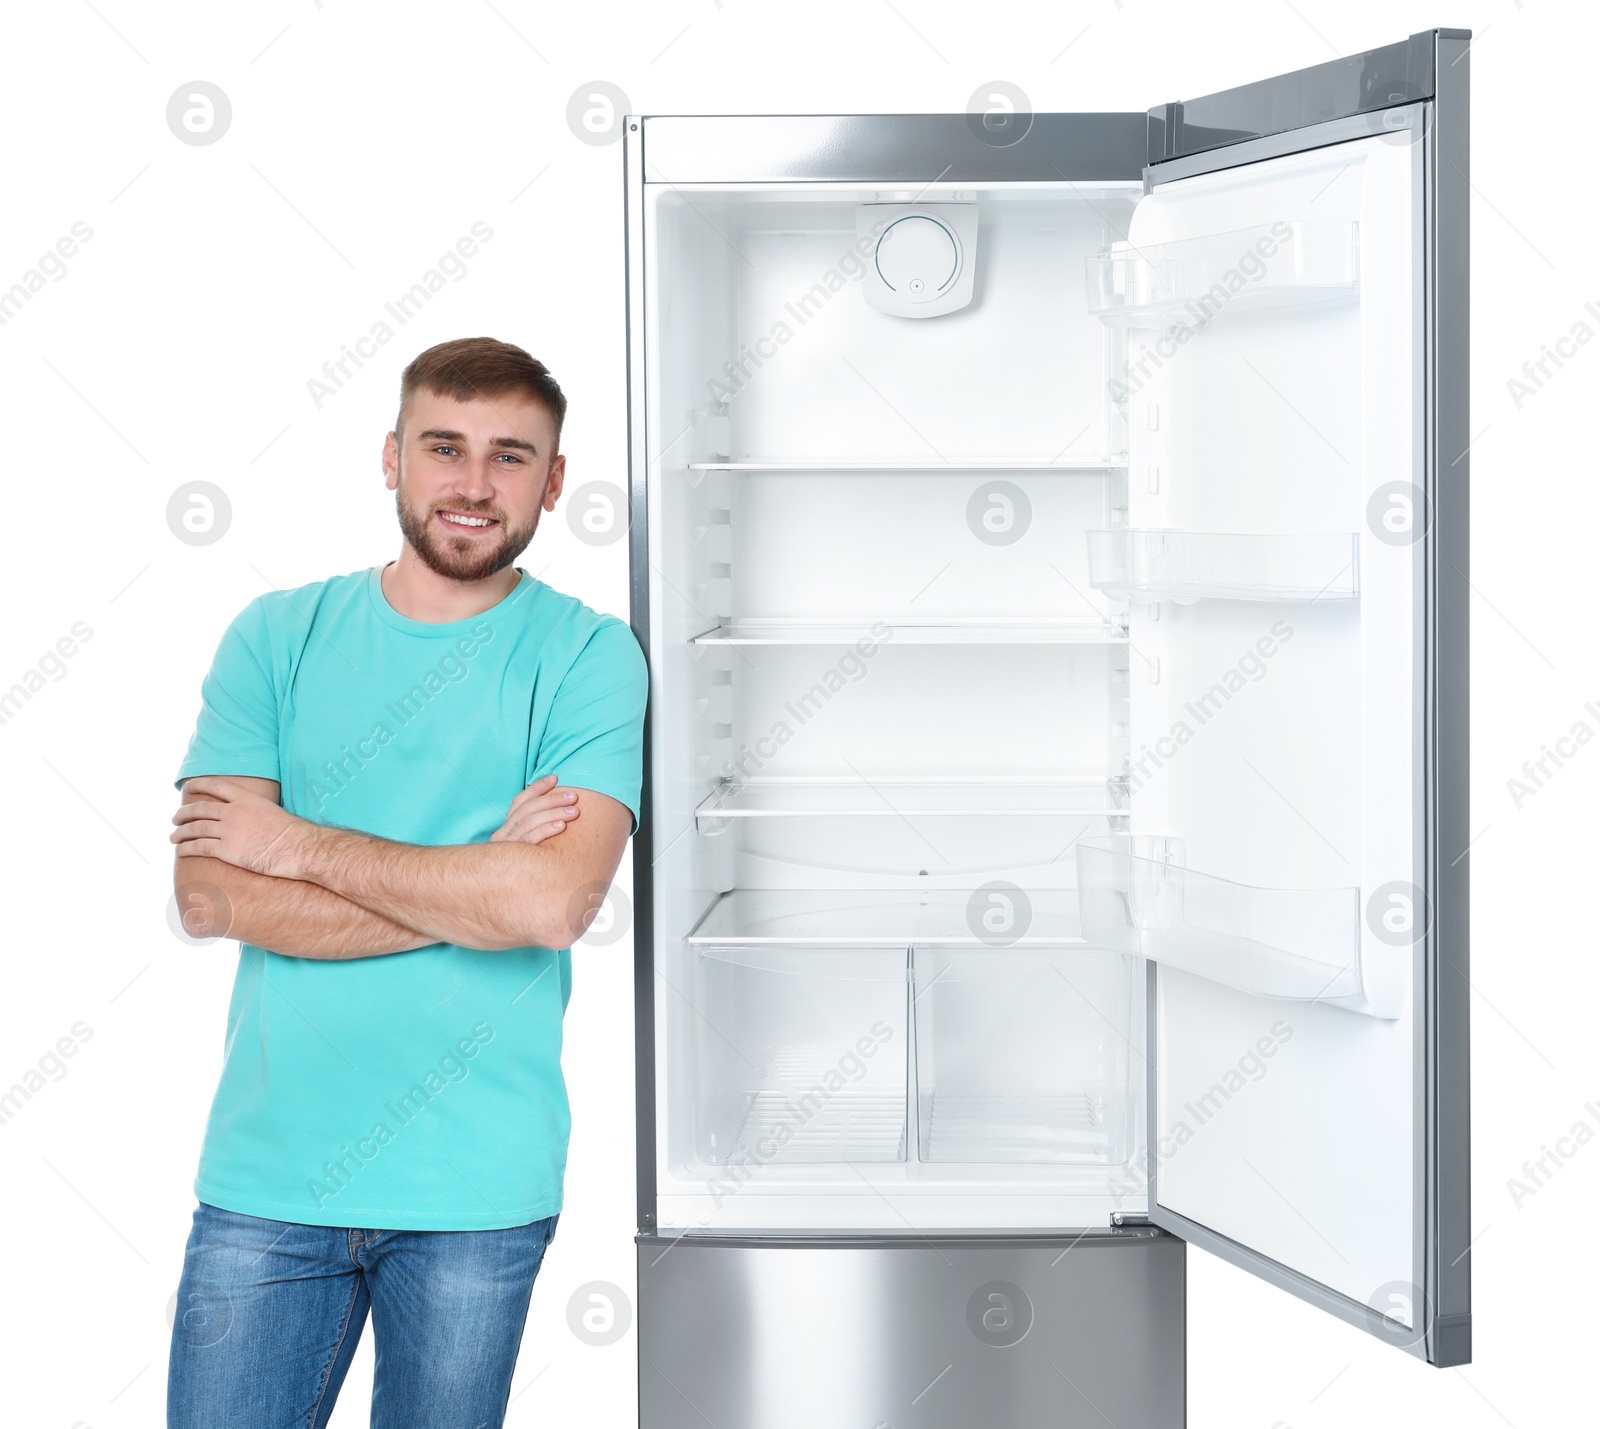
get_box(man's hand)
[491,774,582,845]
[171,776,313,877]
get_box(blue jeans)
[167,1201,559,1429]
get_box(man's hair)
[395,337,567,453]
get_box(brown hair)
[395,337,568,453]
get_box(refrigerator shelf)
[718,1090,909,1165]
[686,458,1127,473]
[1085,220,1360,329]
[1087,528,1359,604]
[689,888,1087,947]
[694,777,1129,829]
[692,618,1127,646]
[1076,835,1368,1009]
[919,1094,1111,1163]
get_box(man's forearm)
[174,855,437,961]
[289,827,581,952]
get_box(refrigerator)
[623,27,1470,1427]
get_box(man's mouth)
[435,509,500,534]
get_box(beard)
[394,463,543,583]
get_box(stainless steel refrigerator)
[624,27,1470,1426]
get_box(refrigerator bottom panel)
[637,1229,1185,1429]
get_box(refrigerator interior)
[644,181,1150,1230]
[641,148,1414,1242]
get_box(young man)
[164,337,646,1429]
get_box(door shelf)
[1087,529,1359,604]
[688,888,1087,947]
[694,777,1128,830]
[692,618,1127,646]
[1085,220,1360,329]
[1075,835,1372,1010]
[686,458,1128,473]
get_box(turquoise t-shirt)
[174,565,646,1230]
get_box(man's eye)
[495,453,523,464]
[432,445,459,457]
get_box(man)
[164,336,646,1429]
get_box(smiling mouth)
[435,509,500,534]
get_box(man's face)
[383,388,565,582]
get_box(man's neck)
[380,547,521,624]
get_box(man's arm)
[173,777,436,960]
[173,775,630,952]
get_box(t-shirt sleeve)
[174,597,282,789]
[531,618,647,834]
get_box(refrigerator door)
[1118,31,1469,1366]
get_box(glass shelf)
[1085,220,1360,329]
[688,887,1087,948]
[1086,529,1358,604]
[694,777,1128,830]
[1075,835,1373,1011]
[686,458,1127,473]
[692,618,1127,646]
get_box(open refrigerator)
[625,29,1470,1427]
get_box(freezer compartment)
[691,944,909,1166]
[638,1230,1184,1429]
[1075,834,1390,1014]
[1087,528,1360,604]
[914,948,1137,1164]
[1085,219,1359,327]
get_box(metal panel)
[637,1231,1185,1429]
[623,117,658,1233]
[1423,28,1472,1372]
[639,112,1146,184]
[1143,33,1471,1368]
[1145,29,1464,163]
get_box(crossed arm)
[171,774,632,959]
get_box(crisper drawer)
[691,946,909,1167]
[913,948,1137,1165]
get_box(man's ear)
[542,453,567,511]
[383,431,400,491]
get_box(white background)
[0,2,1590,1426]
